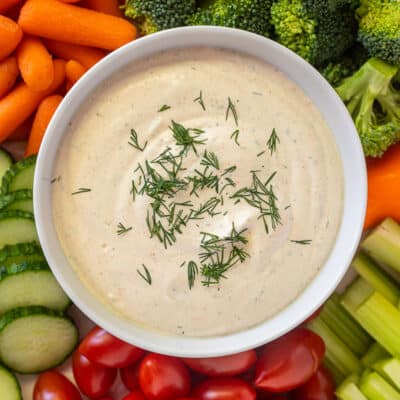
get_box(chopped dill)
[137,264,152,285]
[187,261,199,289]
[200,150,220,170]
[169,120,207,156]
[226,97,238,126]
[193,91,206,111]
[267,128,280,155]
[117,223,132,235]
[257,150,266,157]
[291,239,312,245]
[128,129,148,152]
[158,104,171,112]
[231,129,240,146]
[71,188,91,195]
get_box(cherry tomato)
[122,390,147,400]
[72,351,117,398]
[99,398,114,400]
[79,326,145,368]
[292,367,335,400]
[34,371,82,400]
[182,350,257,377]
[120,362,140,391]
[194,378,256,400]
[139,353,191,400]
[254,328,325,392]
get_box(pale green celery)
[341,277,374,314]
[324,357,346,385]
[308,318,363,378]
[337,375,368,400]
[360,371,400,400]
[352,252,400,304]
[373,358,400,391]
[362,343,390,368]
[320,293,371,356]
[362,218,400,273]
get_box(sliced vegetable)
[360,371,400,399]
[0,364,21,400]
[0,306,78,373]
[0,148,13,182]
[362,343,390,368]
[193,378,256,400]
[0,189,33,213]
[0,242,43,269]
[373,358,400,391]
[1,155,36,194]
[336,375,367,400]
[34,370,82,400]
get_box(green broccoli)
[357,0,400,65]
[335,58,400,157]
[189,0,274,38]
[270,0,358,66]
[124,0,197,36]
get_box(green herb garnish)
[291,239,312,245]
[226,97,238,126]
[158,104,171,112]
[194,91,206,111]
[187,261,199,289]
[72,188,91,195]
[170,120,207,156]
[128,129,148,151]
[117,223,132,235]
[267,128,280,155]
[200,150,220,170]
[137,264,152,285]
[231,129,240,146]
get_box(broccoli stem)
[360,371,400,400]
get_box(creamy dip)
[53,47,343,337]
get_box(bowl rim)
[34,26,367,357]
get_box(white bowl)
[34,27,367,357]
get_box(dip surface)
[53,47,343,337]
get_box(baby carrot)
[81,0,123,17]
[66,60,87,86]
[59,0,81,3]
[0,59,65,143]
[44,39,106,69]
[25,95,63,156]
[0,16,23,61]
[19,0,137,50]
[0,57,19,99]
[0,0,22,15]
[17,36,54,92]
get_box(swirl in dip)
[52,47,343,337]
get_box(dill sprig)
[200,150,219,170]
[170,120,207,156]
[117,223,132,235]
[158,104,171,112]
[128,129,148,151]
[291,239,312,245]
[267,128,280,155]
[257,151,266,157]
[231,129,240,146]
[193,91,206,111]
[226,97,238,126]
[187,261,199,290]
[190,197,221,220]
[137,264,152,285]
[72,188,91,195]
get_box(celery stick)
[373,358,400,391]
[342,277,374,314]
[362,218,400,273]
[324,357,346,385]
[320,293,371,356]
[352,252,400,304]
[362,343,390,368]
[337,375,368,400]
[360,371,400,400]
[308,318,363,377]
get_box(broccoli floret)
[335,58,400,157]
[189,0,274,38]
[357,0,400,65]
[270,0,358,66]
[124,0,197,35]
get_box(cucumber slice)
[0,149,13,184]
[0,364,21,400]
[1,156,36,195]
[0,261,70,314]
[0,242,44,269]
[0,190,33,214]
[0,211,38,249]
[0,306,78,374]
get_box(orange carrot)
[65,60,87,86]
[0,0,22,14]
[17,36,54,92]
[8,116,33,141]
[81,0,123,17]
[364,144,400,230]
[0,16,23,61]
[44,39,106,69]
[25,94,63,156]
[0,57,19,99]
[59,0,81,2]
[19,0,137,50]
[0,59,65,143]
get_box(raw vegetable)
[0,242,43,268]
[0,364,21,400]
[65,60,86,87]
[121,362,141,391]
[123,392,147,400]
[336,375,368,400]
[0,57,19,100]
[25,95,63,156]
[373,358,400,391]
[82,0,123,17]
[19,0,137,51]
[0,306,78,373]
[0,0,23,15]
[193,378,256,400]
[1,154,36,194]
[362,343,390,368]
[360,371,400,399]
[0,189,33,213]
[34,370,82,400]
[291,367,335,400]
[0,148,13,182]
[0,16,22,61]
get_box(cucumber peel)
[1,156,36,195]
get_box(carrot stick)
[364,144,400,230]
[17,36,54,92]
[0,59,65,143]
[0,0,22,14]
[0,57,19,99]
[0,16,23,61]
[25,94,63,156]
[8,116,33,141]
[44,39,106,69]
[65,60,87,86]
[81,0,123,17]
[59,0,81,2]
[18,0,137,50]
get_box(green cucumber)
[0,211,38,249]
[0,242,44,269]
[1,155,36,195]
[0,261,70,314]
[0,190,33,213]
[0,306,78,374]
[0,149,13,184]
[0,364,21,400]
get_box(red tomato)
[194,378,256,400]
[292,367,335,400]
[79,326,145,368]
[72,351,117,398]
[254,328,325,392]
[139,353,191,400]
[120,362,140,391]
[34,371,82,400]
[182,350,257,377]
[122,390,147,400]
[99,398,114,400]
